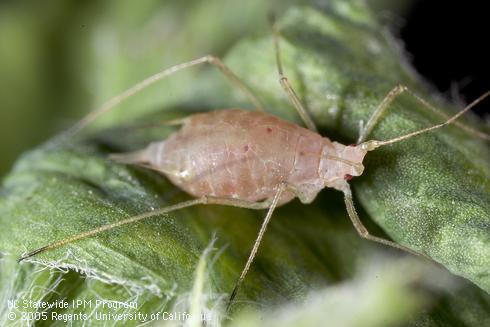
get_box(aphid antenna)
[360,91,490,152]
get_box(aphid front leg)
[342,184,431,260]
[358,84,490,144]
[357,84,407,143]
[350,90,490,258]
[270,15,318,132]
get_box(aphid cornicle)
[19,16,490,308]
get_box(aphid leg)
[66,55,265,137]
[342,184,432,260]
[360,90,490,151]
[150,116,191,127]
[357,84,406,143]
[269,14,318,132]
[18,195,275,263]
[227,182,287,311]
[358,84,490,144]
[128,116,191,133]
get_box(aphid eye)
[344,174,353,181]
[243,145,249,152]
[266,127,272,133]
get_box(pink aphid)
[114,109,367,205]
[19,20,490,307]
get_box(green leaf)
[1,1,489,326]
[225,5,490,292]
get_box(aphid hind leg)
[342,184,432,260]
[18,195,274,263]
[126,116,191,133]
[358,84,490,144]
[269,15,318,132]
[67,55,264,136]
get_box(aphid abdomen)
[145,109,326,204]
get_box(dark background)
[400,0,489,115]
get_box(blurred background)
[0,0,488,177]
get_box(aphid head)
[338,144,368,176]
[321,143,368,191]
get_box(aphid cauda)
[19,16,490,308]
